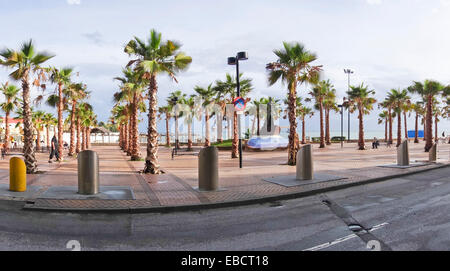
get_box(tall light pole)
[338,97,347,149]
[228,52,248,169]
[344,69,353,142]
[171,96,179,150]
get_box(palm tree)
[379,98,396,144]
[114,68,146,160]
[50,67,73,160]
[286,97,314,145]
[346,83,377,150]
[266,42,322,165]
[158,106,171,147]
[0,83,21,151]
[308,80,333,148]
[194,85,215,147]
[411,101,425,143]
[124,29,192,174]
[387,88,410,147]
[32,110,45,151]
[408,80,450,151]
[401,98,412,140]
[182,96,196,150]
[111,105,128,151]
[0,40,54,173]
[42,113,56,149]
[323,84,338,145]
[65,82,88,156]
[214,73,253,157]
[168,90,187,148]
[378,111,389,142]
[298,106,314,145]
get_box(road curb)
[20,163,450,214]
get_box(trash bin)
[78,150,99,195]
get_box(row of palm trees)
[0,40,96,173]
[110,30,449,172]
[378,81,449,151]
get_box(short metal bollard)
[397,140,410,166]
[296,144,314,181]
[9,157,26,192]
[78,150,100,195]
[198,146,219,191]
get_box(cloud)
[82,31,104,45]
[67,0,81,5]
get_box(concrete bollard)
[198,146,219,191]
[9,157,26,192]
[296,144,313,181]
[78,150,100,195]
[429,144,437,162]
[397,140,410,166]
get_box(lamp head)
[228,57,237,65]
[237,51,248,61]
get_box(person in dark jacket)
[49,135,60,163]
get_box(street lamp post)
[171,97,179,150]
[344,69,354,142]
[228,51,248,169]
[338,97,347,149]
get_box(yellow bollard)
[9,157,26,192]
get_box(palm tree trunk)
[36,128,41,151]
[21,73,37,173]
[143,74,161,174]
[397,108,402,147]
[69,101,76,156]
[287,83,299,165]
[358,106,365,150]
[46,126,50,149]
[165,113,170,146]
[403,112,408,140]
[325,108,331,145]
[188,122,193,150]
[425,95,433,152]
[57,83,64,161]
[217,110,223,143]
[123,122,129,153]
[131,96,142,161]
[76,116,81,153]
[81,126,86,151]
[302,116,306,145]
[127,114,132,156]
[434,115,438,144]
[414,113,419,143]
[232,112,239,158]
[384,119,387,142]
[4,111,10,151]
[423,117,426,142]
[388,108,393,144]
[86,127,91,149]
[205,108,210,147]
[119,124,123,149]
[319,100,325,148]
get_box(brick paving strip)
[0,144,446,213]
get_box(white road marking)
[303,222,389,251]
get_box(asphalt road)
[0,166,449,251]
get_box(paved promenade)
[0,142,448,212]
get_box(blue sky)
[0,0,449,135]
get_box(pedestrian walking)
[48,135,60,163]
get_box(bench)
[171,147,202,160]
